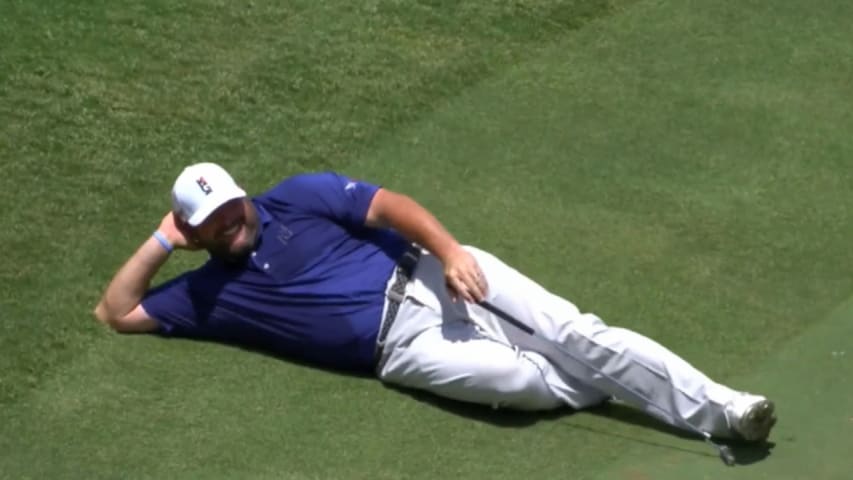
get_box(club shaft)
[478,300,733,462]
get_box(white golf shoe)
[727,393,777,441]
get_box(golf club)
[478,300,737,466]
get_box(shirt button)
[251,252,257,257]
[263,262,270,270]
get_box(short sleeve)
[140,272,205,337]
[263,172,380,228]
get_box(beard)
[206,216,260,264]
[198,199,262,265]
[209,241,254,264]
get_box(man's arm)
[93,236,169,332]
[94,212,196,332]
[365,188,488,303]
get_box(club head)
[719,445,736,466]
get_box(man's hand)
[443,246,488,303]
[157,212,200,250]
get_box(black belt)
[374,245,421,366]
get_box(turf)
[2,0,852,478]
[0,0,629,409]
[599,294,853,479]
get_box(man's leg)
[463,246,775,440]
[378,316,563,411]
[376,255,608,412]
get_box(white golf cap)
[171,162,247,227]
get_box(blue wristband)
[152,231,174,253]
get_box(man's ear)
[173,214,191,232]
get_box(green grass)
[2,0,853,478]
[0,0,629,407]
[600,294,853,479]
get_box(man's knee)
[474,355,551,399]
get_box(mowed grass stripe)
[351,0,853,472]
[2,1,640,479]
[599,296,853,480]
[0,0,629,407]
[357,0,853,376]
[2,0,852,478]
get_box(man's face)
[193,198,260,262]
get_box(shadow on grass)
[584,402,776,465]
[382,382,569,428]
[385,383,775,465]
[166,337,774,465]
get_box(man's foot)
[728,394,777,442]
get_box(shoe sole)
[737,399,777,441]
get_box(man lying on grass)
[95,162,777,446]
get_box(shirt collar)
[254,200,273,227]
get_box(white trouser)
[376,246,741,437]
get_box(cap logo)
[196,176,213,195]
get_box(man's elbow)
[93,302,158,334]
[93,302,120,331]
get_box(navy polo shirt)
[140,172,409,372]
